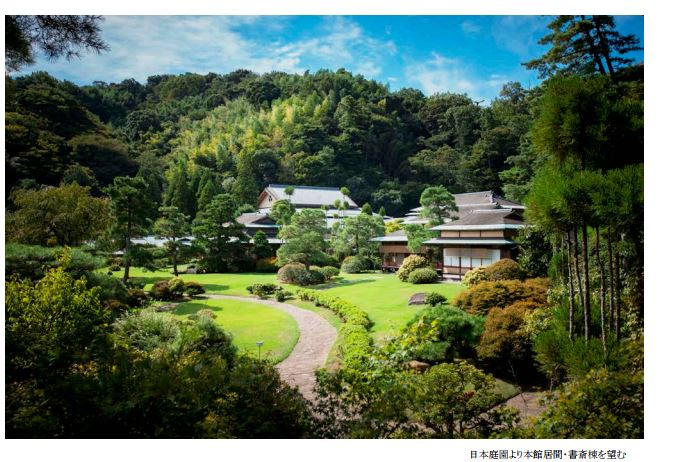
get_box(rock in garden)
[408,293,427,305]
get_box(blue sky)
[25,15,644,102]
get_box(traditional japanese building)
[373,191,526,279]
[236,184,364,245]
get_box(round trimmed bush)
[168,277,186,297]
[341,256,371,274]
[185,281,205,297]
[295,269,325,286]
[408,267,439,284]
[485,258,524,281]
[150,280,172,301]
[396,255,430,282]
[277,263,306,283]
[319,266,340,281]
[463,266,489,286]
[425,292,448,307]
[127,288,148,307]
[197,309,216,319]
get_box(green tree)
[5,15,108,72]
[524,15,641,79]
[419,185,457,226]
[7,183,111,246]
[192,194,247,272]
[105,176,150,283]
[153,206,190,277]
[62,164,99,191]
[251,230,273,259]
[269,199,296,226]
[164,158,194,218]
[331,211,384,259]
[403,223,436,254]
[277,209,329,269]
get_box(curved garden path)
[203,294,336,400]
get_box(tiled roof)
[431,209,525,230]
[264,184,359,208]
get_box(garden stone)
[408,292,427,305]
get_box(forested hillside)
[6,67,546,217]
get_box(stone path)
[504,391,549,420]
[203,294,336,400]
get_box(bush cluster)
[246,283,280,299]
[5,243,106,280]
[127,288,148,307]
[150,277,187,301]
[276,263,325,286]
[396,255,430,282]
[453,278,549,316]
[484,258,524,281]
[296,289,373,367]
[425,292,447,307]
[275,289,292,302]
[340,256,372,274]
[462,267,489,286]
[316,265,340,281]
[255,257,279,273]
[408,267,439,284]
[184,281,205,297]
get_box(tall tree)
[105,176,150,283]
[153,206,190,277]
[277,209,329,269]
[419,186,458,226]
[192,194,246,273]
[524,15,641,78]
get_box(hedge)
[296,288,373,367]
[407,267,439,284]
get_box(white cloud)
[404,53,515,103]
[492,16,547,58]
[461,20,481,35]
[26,16,397,84]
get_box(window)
[443,247,501,268]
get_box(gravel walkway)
[203,294,337,400]
[504,391,549,420]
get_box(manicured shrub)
[295,269,325,286]
[105,299,130,314]
[407,267,439,284]
[275,289,292,302]
[319,266,340,281]
[296,289,372,328]
[197,309,216,319]
[108,264,121,272]
[476,304,532,370]
[168,278,186,297]
[484,258,524,281]
[462,266,489,286]
[255,257,279,273]
[425,292,447,307]
[184,281,205,297]
[453,278,549,315]
[339,324,373,368]
[277,263,306,283]
[340,256,371,274]
[396,255,430,282]
[408,306,484,363]
[127,288,148,307]
[150,280,172,301]
[247,283,280,298]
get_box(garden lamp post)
[256,341,264,360]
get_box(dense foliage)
[396,254,430,282]
[454,278,549,315]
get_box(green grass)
[173,298,299,364]
[112,268,464,343]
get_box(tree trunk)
[596,227,607,354]
[123,205,132,284]
[615,248,622,340]
[172,240,179,277]
[592,16,617,78]
[607,235,615,335]
[581,223,591,342]
[580,15,608,75]
[565,231,576,341]
[572,229,585,313]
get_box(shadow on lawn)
[174,300,225,316]
[313,277,378,290]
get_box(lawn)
[112,268,465,342]
[173,297,299,364]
